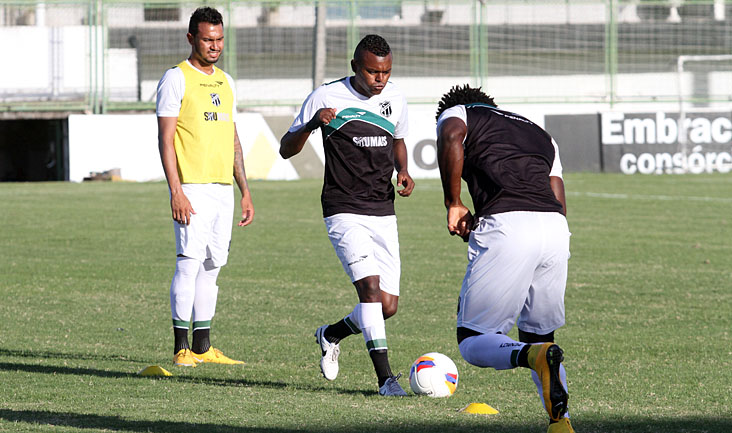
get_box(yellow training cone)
[460,403,499,415]
[138,365,173,377]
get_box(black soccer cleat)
[528,343,568,421]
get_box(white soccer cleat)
[315,325,340,381]
[379,373,408,396]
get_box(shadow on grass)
[0,409,293,433]
[577,418,732,433]
[0,360,378,396]
[0,408,526,433]
[1,409,731,433]
[0,348,148,364]
[0,361,288,389]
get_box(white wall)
[68,114,161,182]
[68,112,298,182]
[67,106,555,183]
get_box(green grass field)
[1,174,730,433]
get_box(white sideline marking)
[413,184,732,203]
[567,191,732,204]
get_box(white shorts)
[173,183,234,267]
[324,213,401,296]
[457,211,570,336]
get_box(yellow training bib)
[174,61,235,184]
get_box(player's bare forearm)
[279,128,310,159]
[157,117,182,192]
[233,128,254,227]
[550,176,567,216]
[233,134,249,194]
[437,117,472,239]
[393,138,409,173]
[158,116,194,224]
[393,138,414,197]
[437,117,467,209]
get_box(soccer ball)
[409,352,458,397]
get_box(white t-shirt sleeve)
[435,105,467,142]
[394,93,409,139]
[549,138,564,179]
[156,67,185,117]
[289,86,326,132]
[224,70,238,114]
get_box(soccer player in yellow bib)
[156,7,254,367]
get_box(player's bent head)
[435,84,497,121]
[354,34,391,63]
[189,7,223,36]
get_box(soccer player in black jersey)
[436,85,575,432]
[280,35,414,396]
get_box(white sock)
[458,333,526,370]
[343,306,362,334]
[359,302,387,352]
[170,256,200,325]
[192,258,220,327]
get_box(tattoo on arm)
[233,134,249,195]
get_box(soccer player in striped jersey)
[280,34,414,396]
[436,85,575,432]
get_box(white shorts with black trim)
[173,183,234,267]
[324,213,400,296]
[457,211,571,336]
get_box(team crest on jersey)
[379,100,392,117]
[210,93,221,107]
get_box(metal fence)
[2,0,731,113]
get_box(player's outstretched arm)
[280,108,337,159]
[393,138,414,197]
[233,125,254,227]
[437,117,472,240]
[158,116,195,225]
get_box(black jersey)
[460,103,563,218]
[288,77,409,217]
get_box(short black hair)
[436,84,497,121]
[354,34,391,61]
[188,7,223,36]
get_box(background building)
[1,0,731,181]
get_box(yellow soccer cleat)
[173,349,198,367]
[527,343,568,422]
[191,347,244,365]
[547,417,575,433]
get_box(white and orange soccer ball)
[409,352,459,397]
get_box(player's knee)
[382,302,398,319]
[518,329,555,344]
[359,287,381,303]
[457,337,484,368]
[354,276,381,303]
[174,256,200,278]
[456,328,486,367]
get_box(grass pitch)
[1,174,730,433]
